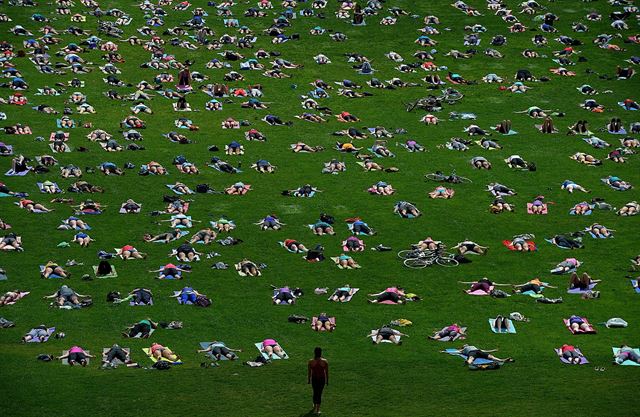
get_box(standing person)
[308,347,329,415]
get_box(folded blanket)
[612,347,640,366]
[564,318,596,334]
[489,318,516,334]
[555,347,588,364]
[142,347,182,364]
[255,342,288,360]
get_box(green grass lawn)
[0,0,639,416]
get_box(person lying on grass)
[237,259,260,276]
[189,228,217,245]
[368,287,406,304]
[43,285,89,307]
[0,233,22,251]
[334,253,360,269]
[151,263,191,280]
[446,345,514,365]
[428,324,466,341]
[567,315,592,333]
[548,233,584,249]
[512,278,557,294]
[366,326,407,345]
[459,277,510,293]
[618,201,639,216]
[58,346,94,366]
[453,240,487,255]
[614,345,640,365]
[198,342,242,361]
[311,219,335,235]
[282,239,308,253]
[291,142,323,152]
[21,325,51,343]
[149,343,180,362]
[273,286,296,304]
[118,244,147,260]
[561,180,589,193]
[490,197,514,213]
[568,273,601,291]
[169,243,201,262]
[144,229,183,243]
[123,318,158,338]
[312,313,335,332]
[330,285,356,302]
[0,290,27,306]
[18,198,53,213]
[225,181,250,195]
[551,258,581,274]
[114,288,154,304]
[41,260,69,278]
[257,214,284,230]
[103,344,138,367]
[260,339,288,359]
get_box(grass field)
[0,0,639,416]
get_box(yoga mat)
[489,318,516,334]
[555,347,588,364]
[612,348,640,366]
[142,347,182,364]
[255,342,288,360]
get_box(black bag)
[196,184,211,193]
[195,295,212,308]
[152,361,171,370]
[163,195,179,203]
[97,260,113,275]
[106,291,120,302]
[288,315,309,324]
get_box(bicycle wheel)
[456,176,472,184]
[404,258,428,269]
[436,257,459,267]
[425,173,444,182]
[397,249,421,260]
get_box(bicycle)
[425,171,472,184]
[403,252,459,268]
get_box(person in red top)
[561,344,582,364]
[308,347,329,415]
[119,244,146,260]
